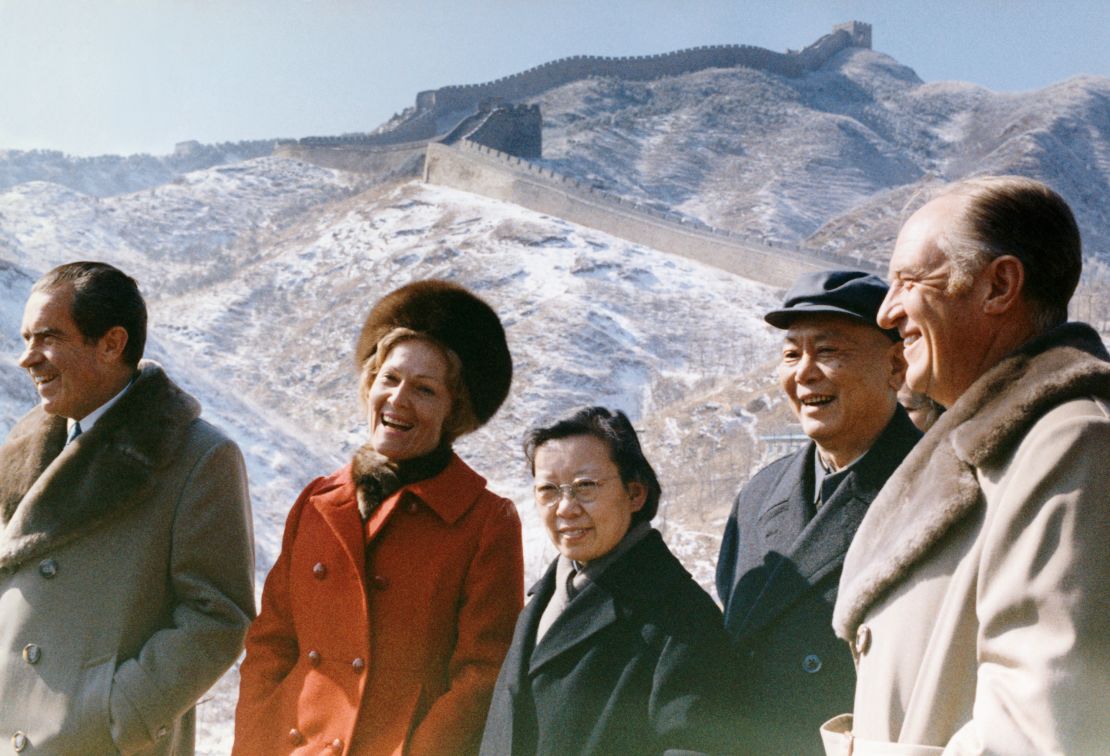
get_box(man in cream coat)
[0,262,255,754]
[822,176,1110,755]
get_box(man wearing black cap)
[716,269,921,754]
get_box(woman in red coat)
[234,281,524,756]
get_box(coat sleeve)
[946,406,1110,755]
[650,587,741,755]
[108,436,256,754]
[407,494,524,756]
[232,480,317,753]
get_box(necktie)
[66,421,83,446]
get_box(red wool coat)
[233,454,524,756]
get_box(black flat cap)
[764,269,899,340]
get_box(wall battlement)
[424,141,878,288]
[293,22,872,151]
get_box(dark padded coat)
[481,529,737,755]
[715,407,920,755]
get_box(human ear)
[886,340,908,391]
[982,255,1025,315]
[98,326,129,364]
[625,481,647,512]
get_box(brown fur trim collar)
[350,441,452,519]
[0,362,201,572]
[833,323,1110,639]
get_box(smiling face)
[878,195,991,408]
[533,434,645,565]
[19,285,126,420]
[778,314,904,468]
[366,339,454,461]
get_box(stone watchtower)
[833,21,872,49]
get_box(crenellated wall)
[423,141,878,288]
[416,22,870,120]
[292,22,872,151]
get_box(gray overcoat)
[0,362,255,755]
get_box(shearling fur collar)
[833,323,1110,639]
[0,362,200,572]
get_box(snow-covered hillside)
[4,34,1110,753]
[533,48,1110,263]
[0,160,782,752]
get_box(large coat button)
[289,728,304,745]
[313,562,327,579]
[38,559,58,578]
[855,624,872,655]
[22,644,41,665]
[351,657,365,673]
[329,737,344,752]
[802,654,822,674]
[308,650,321,666]
[12,732,28,752]
[372,575,389,591]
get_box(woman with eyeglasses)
[480,406,737,755]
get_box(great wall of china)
[423,140,876,288]
[276,22,876,287]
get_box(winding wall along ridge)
[424,141,877,288]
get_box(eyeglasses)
[533,477,620,507]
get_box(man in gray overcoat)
[716,270,921,754]
[0,261,255,754]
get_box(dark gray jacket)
[482,529,736,755]
[716,407,920,755]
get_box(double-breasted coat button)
[855,624,872,655]
[329,737,344,752]
[22,644,41,664]
[288,728,304,745]
[802,654,822,674]
[38,558,58,578]
[12,731,28,752]
[313,562,327,579]
[372,575,389,590]
[156,725,169,739]
[308,650,321,666]
[352,657,365,673]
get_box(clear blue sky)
[2,0,1108,156]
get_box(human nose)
[389,380,414,407]
[554,488,584,517]
[794,350,821,383]
[18,342,39,369]
[876,287,901,330]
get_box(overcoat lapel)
[498,568,555,696]
[311,476,368,584]
[724,446,810,638]
[738,478,871,639]
[834,324,1110,640]
[529,579,619,675]
[756,448,812,560]
[737,409,920,640]
[0,363,199,572]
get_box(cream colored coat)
[822,324,1110,756]
[0,363,255,755]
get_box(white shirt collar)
[67,377,134,435]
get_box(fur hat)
[355,280,512,428]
